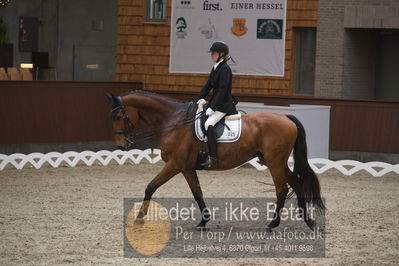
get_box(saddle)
[195,101,242,143]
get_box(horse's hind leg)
[285,167,316,229]
[135,163,180,223]
[182,169,210,230]
[267,164,289,230]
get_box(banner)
[170,0,287,76]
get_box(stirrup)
[200,156,218,167]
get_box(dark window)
[375,30,399,101]
[294,28,316,95]
[146,0,166,22]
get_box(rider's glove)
[196,98,206,106]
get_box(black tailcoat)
[195,60,237,115]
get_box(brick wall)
[116,0,318,96]
[314,0,345,98]
[315,0,399,99]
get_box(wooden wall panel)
[153,90,399,154]
[1,82,397,154]
[0,81,142,144]
[116,0,318,96]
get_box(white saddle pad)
[194,102,242,143]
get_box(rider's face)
[211,51,220,62]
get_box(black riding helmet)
[209,41,229,56]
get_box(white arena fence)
[0,149,398,177]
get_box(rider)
[194,41,238,168]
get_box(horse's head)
[106,93,140,150]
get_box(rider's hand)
[206,108,215,116]
[196,98,206,105]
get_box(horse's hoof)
[195,221,208,231]
[266,227,273,233]
[195,226,207,231]
[305,219,316,230]
[267,219,280,229]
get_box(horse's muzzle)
[116,138,135,151]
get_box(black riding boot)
[200,125,218,167]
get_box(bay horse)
[107,90,325,230]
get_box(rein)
[112,100,203,143]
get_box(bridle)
[111,98,202,149]
[111,105,136,148]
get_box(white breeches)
[205,110,226,130]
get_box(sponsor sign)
[170,0,287,76]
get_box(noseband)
[111,97,134,135]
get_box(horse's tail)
[286,115,325,210]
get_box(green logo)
[257,19,283,39]
[176,17,187,39]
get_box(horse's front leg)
[267,165,289,230]
[135,163,180,224]
[182,169,210,230]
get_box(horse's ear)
[106,93,114,103]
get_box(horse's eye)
[115,115,123,120]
